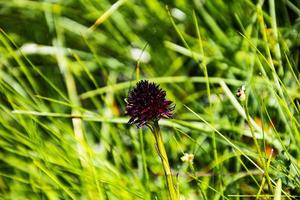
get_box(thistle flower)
[125,80,179,199]
[126,80,174,127]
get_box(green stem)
[139,129,150,191]
[243,102,263,163]
[243,100,274,193]
[190,163,207,200]
[152,121,179,200]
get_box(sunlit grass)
[0,0,299,199]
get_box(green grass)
[0,0,299,199]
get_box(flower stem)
[152,121,179,200]
[243,100,274,193]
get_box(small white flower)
[181,153,194,164]
[236,85,246,101]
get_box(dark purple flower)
[126,80,174,127]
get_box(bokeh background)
[0,0,299,199]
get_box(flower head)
[181,153,194,164]
[126,80,174,127]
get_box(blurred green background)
[0,0,299,199]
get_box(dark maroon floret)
[126,80,174,127]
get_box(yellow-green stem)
[243,100,273,193]
[152,121,179,200]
